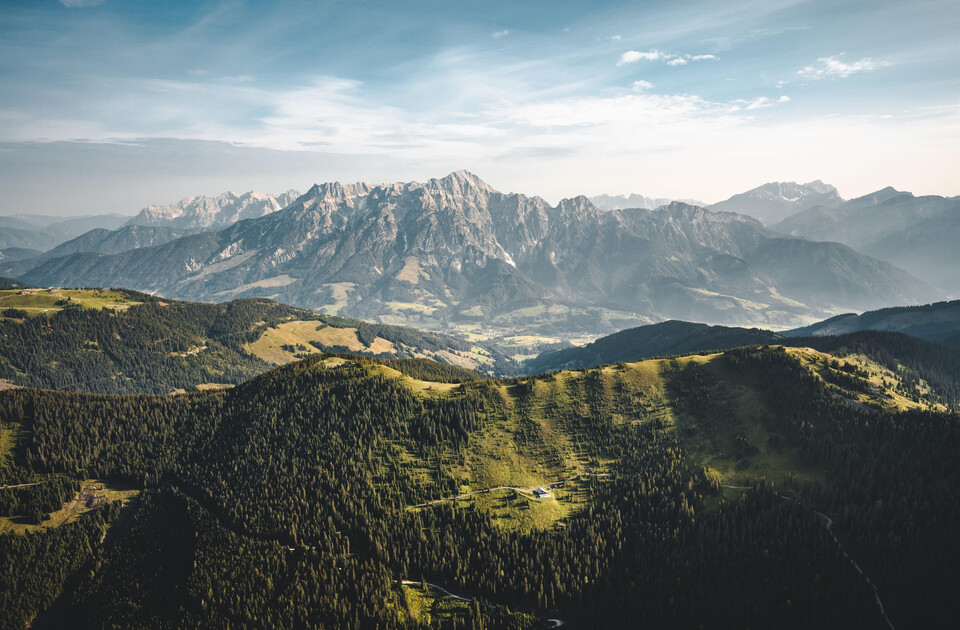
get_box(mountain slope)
[773,188,960,293]
[710,180,842,225]
[0,248,42,263]
[1,343,958,628]
[17,172,941,335]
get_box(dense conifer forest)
[0,291,509,394]
[1,339,957,628]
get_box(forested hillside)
[527,318,960,407]
[0,289,512,394]
[1,344,957,628]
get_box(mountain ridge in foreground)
[1,338,958,628]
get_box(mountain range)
[4,172,941,338]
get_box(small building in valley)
[534,487,550,499]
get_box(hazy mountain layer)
[0,214,129,251]
[774,188,960,294]
[710,180,842,225]
[588,192,704,211]
[526,320,781,372]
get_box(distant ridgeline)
[527,307,960,406]
[0,288,513,394]
[1,340,959,627]
[0,277,34,290]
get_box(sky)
[0,0,957,215]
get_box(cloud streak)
[617,50,666,65]
[59,0,104,7]
[618,50,718,67]
[798,54,889,79]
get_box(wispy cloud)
[617,50,665,65]
[0,69,796,166]
[798,54,889,80]
[219,75,254,84]
[618,50,717,67]
[59,0,104,7]
[491,30,510,39]
[733,95,791,111]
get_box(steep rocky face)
[125,190,301,230]
[19,172,941,335]
[773,189,960,294]
[710,180,843,225]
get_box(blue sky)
[1,0,957,214]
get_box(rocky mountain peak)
[555,195,601,217]
[432,170,496,194]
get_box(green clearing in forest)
[0,479,138,535]
[0,288,139,317]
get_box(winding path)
[0,482,42,490]
[813,509,895,630]
[725,485,895,629]
[400,580,471,603]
